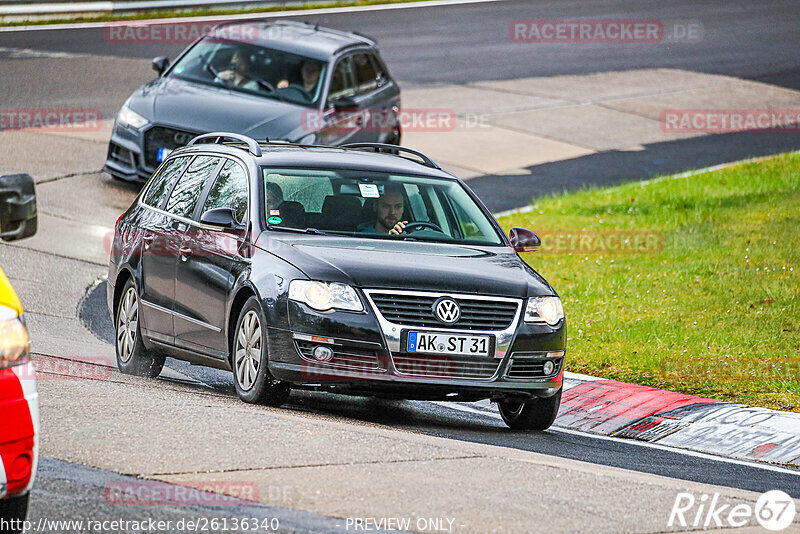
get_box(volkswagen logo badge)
[433,297,460,324]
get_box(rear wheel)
[115,279,165,378]
[498,390,562,431]
[232,297,290,407]
[0,494,30,532]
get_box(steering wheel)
[404,221,444,233]
[280,85,313,101]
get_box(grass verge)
[498,152,800,412]
[0,0,428,27]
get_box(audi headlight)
[524,296,564,326]
[0,305,30,369]
[288,280,363,312]
[117,106,149,129]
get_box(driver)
[277,61,322,96]
[216,50,259,90]
[357,184,408,235]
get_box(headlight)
[524,296,564,326]
[0,305,30,369]
[288,280,363,312]
[117,106,149,129]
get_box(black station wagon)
[107,133,566,430]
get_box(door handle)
[179,247,193,261]
[142,233,154,249]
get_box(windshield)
[262,168,504,245]
[169,38,327,107]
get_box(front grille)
[295,340,382,370]
[393,354,500,379]
[143,126,198,168]
[505,354,563,379]
[369,292,519,331]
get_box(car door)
[137,155,192,344]
[317,56,363,146]
[173,158,249,357]
[150,155,223,345]
[350,52,398,143]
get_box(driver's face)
[376,192,404,230]
[302,62,321,85]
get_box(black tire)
[114,278,165,378]
[498,390,562,431]
[0,493,29,532]
[231,296,290,407]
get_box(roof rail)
[188,132,262,157]
[341,143,441,170]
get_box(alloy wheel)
[235,310,261,391]
[117,287,138,363]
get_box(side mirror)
[330,96,357,110]
[152,56,170,76]
[200,208,240,230]
[509,227,540,253]
[0,174,37,242]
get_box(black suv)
[104,20,401,182]
[107,133,566,431]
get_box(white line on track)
[0,0,500,33]
[433,401,800,477]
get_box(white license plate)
[406,332,491,357]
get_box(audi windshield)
[263,168,505,245]
[169,38,327,107]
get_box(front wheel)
[115,279,165,377]
[231,297,290,407]
[0,494,30,532]
[498,390,562,431]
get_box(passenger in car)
[356,184,408,235]
[216,50,259,91]
[277,60,322,97]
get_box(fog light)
[543,360,555,375]
[313,345,334,362]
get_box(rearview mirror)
[152,56,170,76]
[200,208,241,230]
[509,227,540,253]
[0,173,37,242]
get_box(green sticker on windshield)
[268,216,282,225]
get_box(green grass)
[498,152,800,412]
[0,0,428,27]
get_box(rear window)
[165,156,221,219]
[142,156,191,208]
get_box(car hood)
[128,76,306,139]
[260,235,554,298]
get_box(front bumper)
[268,291,565,401]
[0,362,39,499]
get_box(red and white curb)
[439,372,800,470]
[559,373,800,468]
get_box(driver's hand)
[218,70,234,82]
[277,79,289,89]
[388,221,408,235]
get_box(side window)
[142,156,190,208]
[353,53,378,94]
[372,54,388,85]
[165,155,221,219]
[202,159,249,224]
[327,57,355,104]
